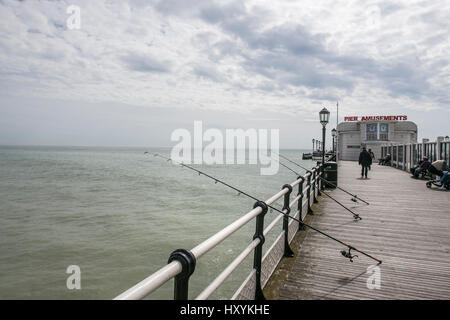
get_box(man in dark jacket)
[359,147,372,178]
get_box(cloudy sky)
[0,0,449,148]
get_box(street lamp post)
[312,139,315,152]
[319,107,330,165]
[319,108,330,191]
[331,128,337,154]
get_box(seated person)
[436,171,450,190]
[414,157,431,178]
[379,154,391,165]
[411,160,423,174]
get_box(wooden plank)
[276,161,450,300]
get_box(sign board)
[344,116,407,122]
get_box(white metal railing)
[115,164,324,300]
[381,136,450,172]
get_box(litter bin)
[323,161,338,188]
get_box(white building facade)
[337,116,417,161]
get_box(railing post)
[297,176,305,231]
[307,173,314,215]
[312,169,318,203]
[317,165,322,195]
[320,163,325,191]
[405,145,407,170]
[252,201,268,300]
[167,249,197,300]
[282,184,294,258]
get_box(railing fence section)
[115,157,333,301]
[381,136,449,172]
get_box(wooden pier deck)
[275,161,450,300]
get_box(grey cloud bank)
[0,0,449,148]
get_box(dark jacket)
[419,160,431,169]
[359,150,372,167]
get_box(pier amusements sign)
[344,115,408,121]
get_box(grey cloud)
[194,3,440,102]
[378,3,406,16]
[192,64,223,82]
[121,52,171,73]
[152,0,210,16]
[199,1,246,24]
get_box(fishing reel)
[353,214,362,221]
[351,197,358,203]
[341,248,358,262]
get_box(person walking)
[359,147,372,178]
[368,148,375,170]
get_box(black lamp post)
[331,128,337,153]
[319,107,330,165]
[312,139,315,152]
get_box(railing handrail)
[114,169,320,300]
[380,138,449,171]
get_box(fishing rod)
[150,153,381,265]
[274,151,370,205]
[278,162,362,221]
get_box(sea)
[0,146,316,299]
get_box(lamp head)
[319,107,330,126]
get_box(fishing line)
[273,151,370,205]
[150,153,381,265]
[278,162,362,221]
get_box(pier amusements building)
[337,115,417,161]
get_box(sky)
[0,0,449,149]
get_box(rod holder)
[252,201,268,300]
[282,184,294,258]
[168,249,196,300]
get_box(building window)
[379,123,388,141]
[366,123,389,141]
[366,123,378,141]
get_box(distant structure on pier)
[337,115,417,161]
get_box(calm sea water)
[0,146,315,299]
